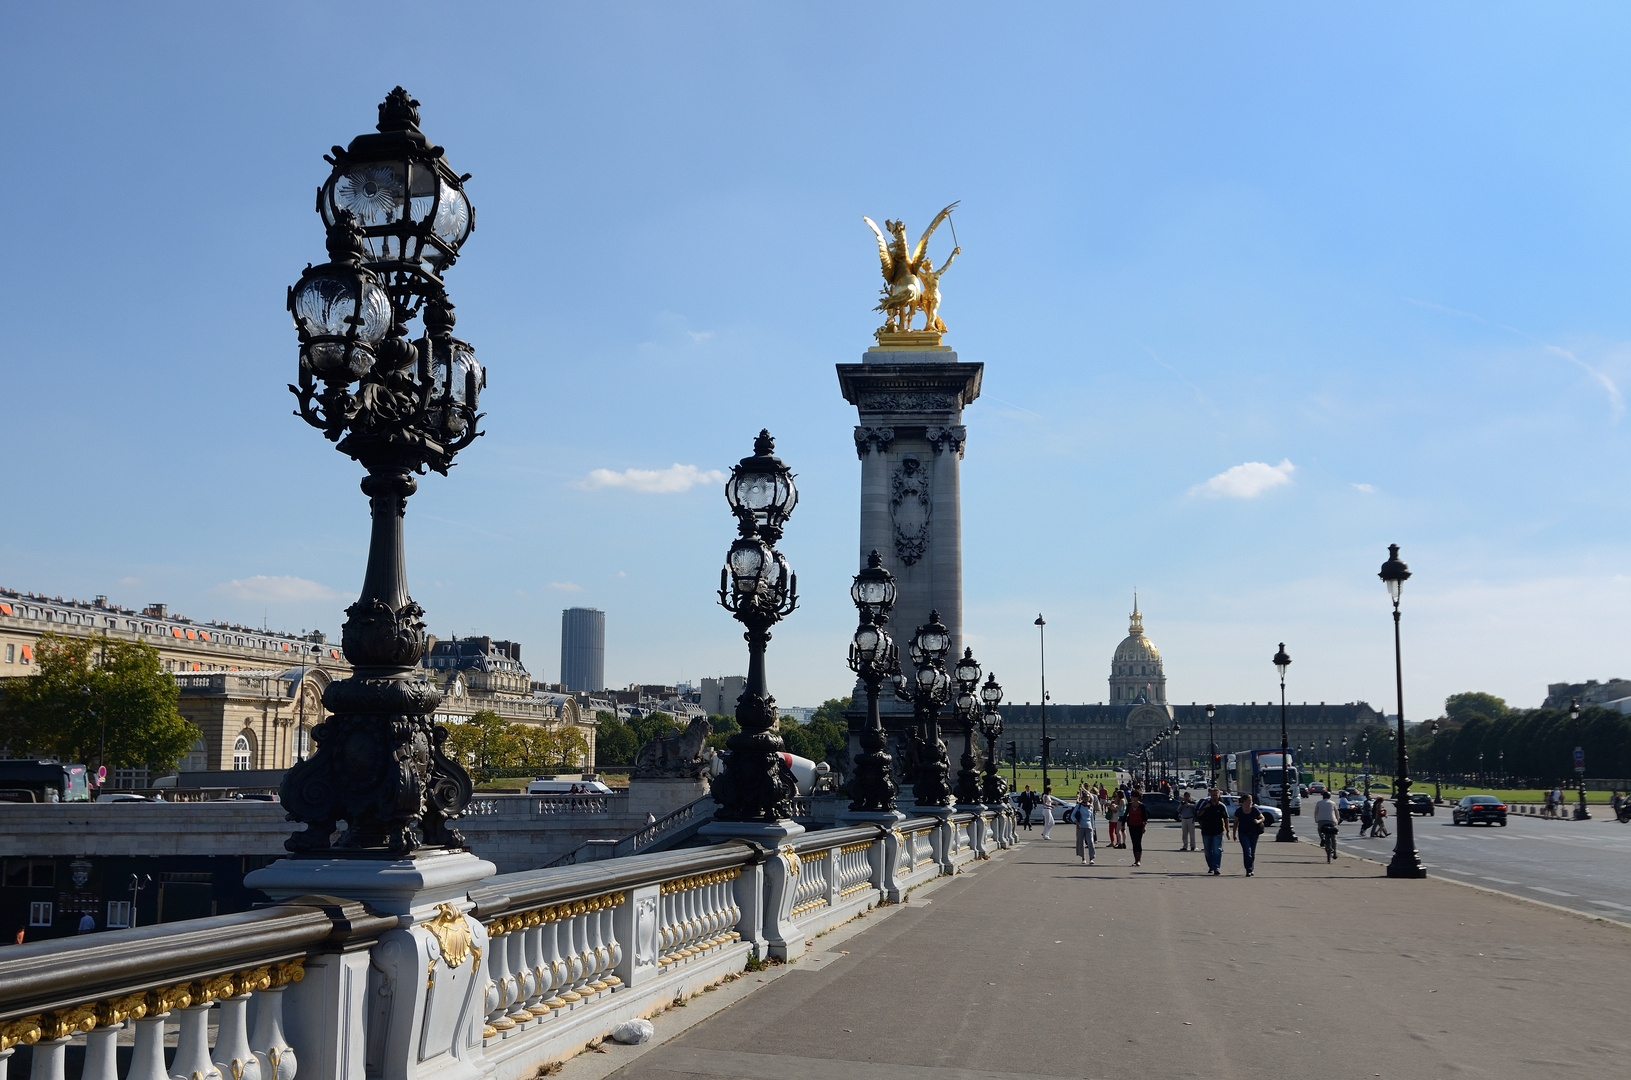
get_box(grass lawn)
[998,767,1124,793]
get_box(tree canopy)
[0,632,196,772]
[443,710,589,780]
[1406,694,1631,781]
[779,697,850,771]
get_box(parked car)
[1452,795,1508,827]
[1214,793,1282,828]
[1408,793,1435,816]
[1135,791,1183,820]
[95,792,150,802]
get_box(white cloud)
[548,581,583,593]
[213,575,339,603]
[117,576,140,586]
[1352,482,1377,493]
[1189,459,1296,499]
[577,463,726,494]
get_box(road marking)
[1529,886,1575,897]
[1591,900,1631,911]
[1434,867,1471,875]
[1481,876,1519,885]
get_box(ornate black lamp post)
[1379,543,1426,877]
[900,611,954,810]
[1272,643,1297,842]
[707,431,801,832]
[1427,722,1441,801]
[1569,699,1591,819]
[953,647,985,806]
[980,673,1007,804]
[846,551,900,818]
[279,89,482,856]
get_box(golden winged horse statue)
[863,202,959,339]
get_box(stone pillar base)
[698,819,805,843]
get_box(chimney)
[94,595,108,608]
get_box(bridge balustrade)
[0,807,1015,1080]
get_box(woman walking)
[1107,794,1123,848]
[1233,793,1265,876]
[1040,788,1060,840]
[1126,792,1148,867]
[1372,796,1389,838]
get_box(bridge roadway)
[563,822,1629,1080]
[1335,809,1631,924]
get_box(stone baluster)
[519,912,548,1017]
[485,920,515,1034]
[27,1008,95,1080]
[0,1048,11,1080]
[213,980,260,1080]
[659,888,677,956]
[248,963,299,1080]
[584,903,608,993]
[598,898,622,987]
[540,911,569,1010]
[130,987,184,1080]
[504,917,534,1028]
[83,995,142,1080]
[171,998,223,1080]
[559,907,586,1005]
[572,904,596,997]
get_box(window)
[5,645,11,663]
[106,900,131,928]
[233,735,252,770]
[181,736,207,772]
[29,902,52,927]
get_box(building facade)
[560,607,605,692]
[998,604,1380,774]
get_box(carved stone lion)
[632,717,713,778]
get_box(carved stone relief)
[890,455,932,566]
[853,426,896,459]
[926,425,967,458]
[634,894,659,971]
[860,392,954,412]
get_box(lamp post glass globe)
[726,430,798,540]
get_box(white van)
[526,779,614,795]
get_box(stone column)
[838,346,983,761]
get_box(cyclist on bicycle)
[1313,789,1340,858]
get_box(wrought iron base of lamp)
[848,727,899,815]
[709,696,800,824]
[912,734,954,811]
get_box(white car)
[1212,793,1282,828]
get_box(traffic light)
[1040,735,1056,763]
[1006,741,1017,761]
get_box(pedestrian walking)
[1106,794,1122,848]
[1074,790,1097,865]
[1372,796,1388,838]
[1018,785,1038,830]
[77,912,95,934]
[1359,797,1374,836]
[1234,793,1265,876]
[1543,788,1556,819]
[1178,791,1197,851]
[1040,789,1060,840]
[1126,792,1148,867]
[1197,787,1229,875]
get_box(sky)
[4,4,1631,716]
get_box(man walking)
[1234,793,1265,876]
[1018,785,1037,830]
[1197,787,1230,875]
[1074,788,1097,865]
[1178,791,1197,851]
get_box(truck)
[1246,749,1301,816]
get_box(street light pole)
[1272,644,1296,842]
[1379,543,1426,878]
[845,550,900,819]
[1570,699,1591,819]
[953,647,985,806]
[1205,704,1217,786]
[1035,614,1050,797]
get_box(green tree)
[704,713,740,751]
[443,710,517,780]
[1,632,195,772]
[1445,692,1508,724]
[595,711,639,765]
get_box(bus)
[0,760,91,802]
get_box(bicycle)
[1319,823,1339,862]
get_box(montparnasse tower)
[1109,594,1166,705]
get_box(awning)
[172,628,183,638]
[20,645,31,661]
[0,604,12,616]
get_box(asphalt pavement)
[565,819,1631,1080]
[1333,807,1631,924]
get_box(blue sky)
[5,4,1631,716]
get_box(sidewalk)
[581,821,1631,1080]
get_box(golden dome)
[1113,595,1160,662]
